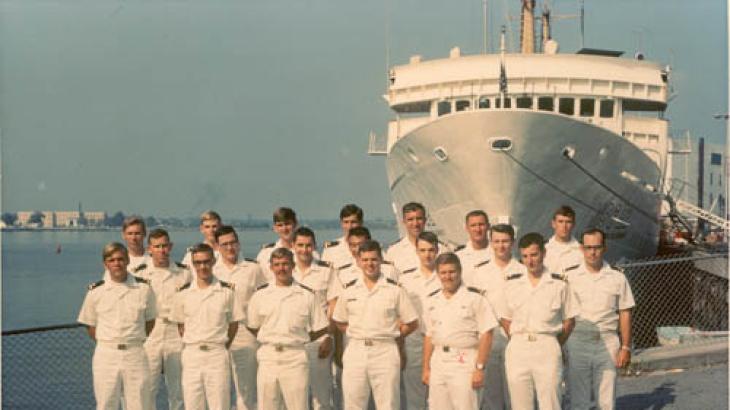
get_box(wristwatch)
[620,345,631,352]
[475,363,485,370]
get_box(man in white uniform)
[322,204,364,269]
[386,202,428,274]
[121,216,151,275]
[422,252,498,410]
[544,205,583,275]
[181,210,222,267]
[455,210,494,283]
[137,229,192,410]
[257,207,320,282]
[172,243,243,410]
[247,247,330,410]
[292,227,338,410]
[500,233,578,410]
[212,225,267,410]
[566,228,635,410]
[333,240,419,410]
[78,242,157,410]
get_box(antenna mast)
[519,0,536,53]
[579,0,585,49]
[482,0,489,53]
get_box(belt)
[352,338,395,347]
[161,318,175,325]
[265,344,305,352]
[98,341,143,350]
[435,345,477,353]
[185,343,225,351]
[572,329,617,341]
[512,333,556,342]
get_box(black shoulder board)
[256,283,269,291]
[454,244,466,252]
[428,288,441,297]
[133,275,149,284]
[386,278,399,286]
[337,263,352,270]
[175,262,188,269]
[344,279,357,288]
[243,257,258,263]
[564,264,580,272]
[177,282,191,292]
[262,242,275,249]
[506,273,522,280]
[133,264,147,273]
[297,282,314,293]
[87,280,104,291]
[467,286,485,295]
[475,259,491,268]
[551,273,566,281]
[382,260,393,265]
[316,260,332,268]
[324,240,339,248]
[220,280,234,289]
[402,267,417,274]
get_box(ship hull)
[386,110,662,262]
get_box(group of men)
[78,203,635,410]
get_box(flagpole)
[499,26,507,107]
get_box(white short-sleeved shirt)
[78,273,157,344]
[385,237,421,274]
[470,258,525,319]
[101,253,150,281]
[181,248,222,271]
[329,261,401,301]
[544,236,583,275]
[136,262,192,322]
[214,258,267,326]
[500,269,579,335]
[399,268,442,335]
[423,285,498,349]
[332,275,418,340]
[256,239,320,283]
[171,277,244,345]
[321,236,351,270]
[455,242,494,281]
[293,260,338,307]
[566,261,635,332]
[247,282,328,346]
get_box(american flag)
[499,62,508,94]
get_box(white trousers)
[480,330,510,410]
[566,331,620,410]
[428,346,481,410]
[306,339,334,410]
[144,322,183,410]
[92,343,151,410]
[343,339,400,410]
[505,335,562,410]
[401,335,427,410]
[257,344,309,410]
[230,327,259,410]
[180,344,231,410]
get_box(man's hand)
[398,346,407,370]
[616,348,631,368]
[421,367,430,386]
[318,336,333,359]
[471,369,485,389]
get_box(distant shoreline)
[1,221,397,233]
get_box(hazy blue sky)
[1,0,726,220]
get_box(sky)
[0,0,727,220]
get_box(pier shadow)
[615,382,676,410]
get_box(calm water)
[1,228,398,331]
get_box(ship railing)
[367,130,388,156]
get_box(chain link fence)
[616,251,728,349]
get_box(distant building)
[84,211,106,226]
[55,211,81,227]
[670,137,727,219]
[14,210,107,227]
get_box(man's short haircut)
[122,216,146,233]
[102,242,128,261]
[190,243,215,258]
[402,202,426,217]
[358,240,383,258]
[148,228,170,242]
[200,210,222,225]
[293,226,316,243]
[416,231,439,248]
[214,225,238,242]
[435,252,462,273]
[347,226,371,240]
[270,247,295,263]
[340,204,364,221]
[490,224,515,240]
[273,207,297,223]
[518,232,546,250]
[552,205,576,221]
[465,210,490,225]
[580,228,606,246]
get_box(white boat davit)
[368,1,670,262]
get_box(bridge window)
[538,97,554,111]
[495,98,512,109]
[580,98,595,117]
[456,100,470,111]
[478,96,491,109]
[516,97,532,109]
[437,101,451,116]
[600,100,614,118]
[558,98,574,115]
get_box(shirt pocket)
[600,285,620,311]
[205,294,229,327]
[121,292,146,325]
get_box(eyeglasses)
[218,241,239,248]
[583,245,604,250]
[192,259,214,266]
